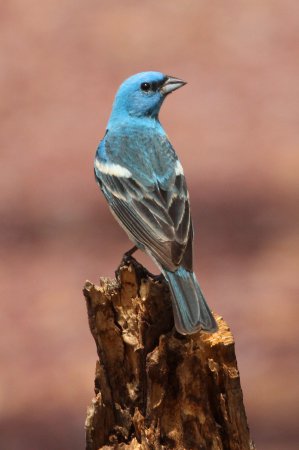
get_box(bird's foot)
[123,245,138,263]
[115,246,165,285]
[115,246,138,279]
[147,272,165,283]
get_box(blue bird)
[94,71,217,334]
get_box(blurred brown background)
[1,1,298,449]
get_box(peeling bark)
[83,257,255,450]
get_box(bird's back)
[95,121,193,272]
[97,122,178,188]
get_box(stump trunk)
[83,257,255,450]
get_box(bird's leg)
[115,246,138,279]
[124,247,165,282]
[115,245,165,285]
[124,245,138,259]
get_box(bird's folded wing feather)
[95,133,193,271]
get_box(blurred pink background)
[1,1,298,449]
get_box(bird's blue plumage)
[94,71,217,334]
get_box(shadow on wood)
[83,257,255,449]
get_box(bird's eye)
[140,82,151,92]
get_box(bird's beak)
[160,76,187,95]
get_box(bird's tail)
[162,267,217,335]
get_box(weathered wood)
[84,257,255,450]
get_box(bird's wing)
[95,140,193,272]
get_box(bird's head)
[108,71,186,124]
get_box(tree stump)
[83,257,255,450]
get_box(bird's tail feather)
[163,267,217,335]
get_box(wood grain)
[84,257,255,450]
